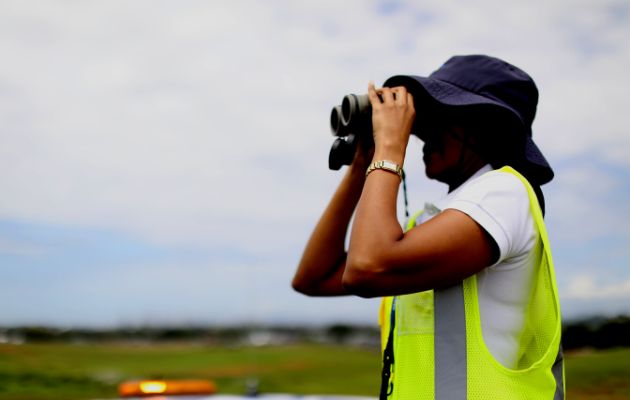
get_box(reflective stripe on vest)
[380,166,564,400]
[434,284,466,399]
[432,282,565,399]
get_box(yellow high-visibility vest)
[378,166,564,400]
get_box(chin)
[424,166,439,180]
[424,166,449,184]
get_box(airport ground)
[0,342,629,400]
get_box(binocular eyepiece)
[328,94,372,170]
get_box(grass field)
[564,348,630,400]
[0,343,629,399]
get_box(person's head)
[417,105,526,188]
[384,55,553,186]
[417,109,485,187]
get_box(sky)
[1,0,629,327]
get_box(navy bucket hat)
[384,54,554,185]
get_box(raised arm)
[342,84,495,298]
[292,138,373,296]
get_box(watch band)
[366,160,403,179]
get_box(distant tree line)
[562,315,630,350]
[2,315,629,350]
[0,324,380,347]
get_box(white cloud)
[1,0,629,324]
[545,164,630,245]
[565,274,630,300]
[1,0,629,247]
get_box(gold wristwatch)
[365,160,403,179]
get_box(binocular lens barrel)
[328,133,358,170]
[341,94,371,127]
[330,105,343,136]
[328,93,372,170]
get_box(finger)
[381,87,395,103]
[367,81,382,106]
[392,86,408,105]
[406,92,414,110]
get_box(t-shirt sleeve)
[444,170,536,265]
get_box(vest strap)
[379,298,396,400]
[434,283,467,399]
[552,344,565,400]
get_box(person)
[292,55,563,399]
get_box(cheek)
[422,147,437,165]
[440,136,465,163]
[422,138,446,156]
[445,148,462,164]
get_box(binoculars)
[328,93,373,170]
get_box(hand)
[367,82,415,164]
[352,132,375,169]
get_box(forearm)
[292,162,367,296]
[344,153,497,297]
[345,166,405,293]
[344,111,410,295]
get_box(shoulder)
[444,169,535,263]
[455,169,529,204]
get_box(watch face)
[367,160,402,178]
[382,161,399,172]
[383,161,396,169]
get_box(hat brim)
[384,75,554,185]
[523,137,554,184]
[383,75,524,123]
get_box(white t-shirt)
[415,165,538,368]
